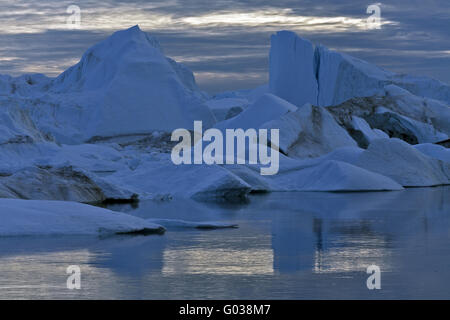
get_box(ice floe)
[0,199,165,236]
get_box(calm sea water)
[0,187,449,299]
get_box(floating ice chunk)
[146,219,238,229]
[0,199,165,236]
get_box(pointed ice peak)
[99,24,161,51]
[52,25,162,92]
[123,24,142,34]
[34,26,215,142]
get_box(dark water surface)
[0,187,449,299]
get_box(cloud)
[0,3,397,34]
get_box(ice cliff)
[269,30,450,107]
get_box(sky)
[0,0,449,94]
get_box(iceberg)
[269,31,450,107]
[0,25,215,145]
[0,27,449,205]
[0,199,165,236]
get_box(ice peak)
[104,24,161,50]
[52,25,162,92]
[127,24,142,32]
[35,26,215,142]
